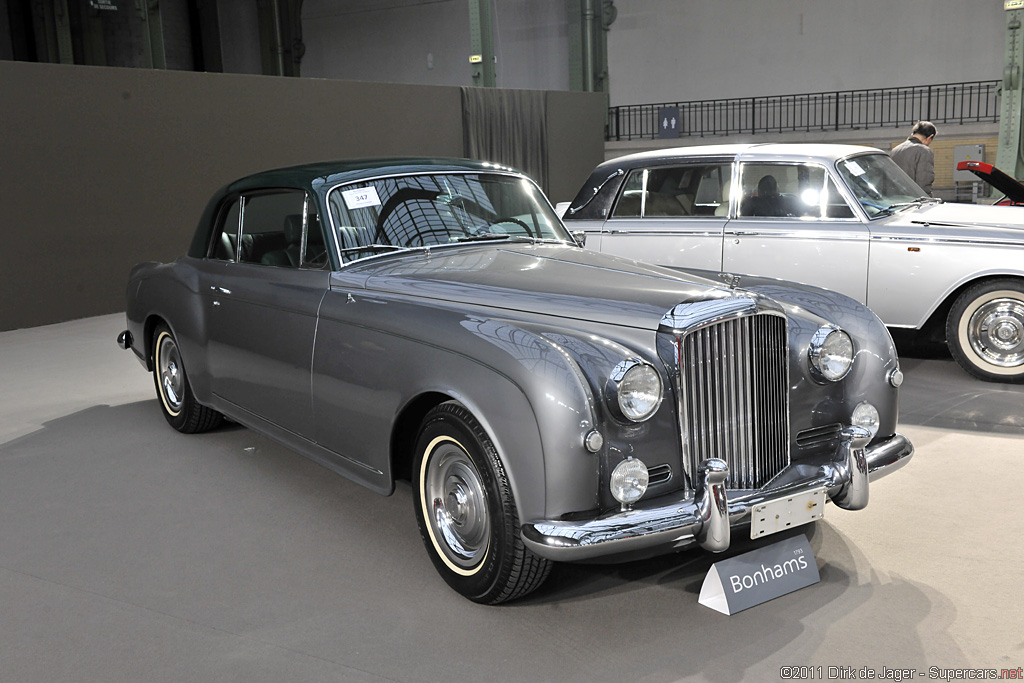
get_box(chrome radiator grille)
[678,313,790,490]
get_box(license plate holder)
[750,487,826,540]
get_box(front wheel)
[412,401,551,604]
[946,279,1024,383]
[152,323,223,432]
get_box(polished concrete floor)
[1,314,1021,682]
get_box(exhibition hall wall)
[301,0,571,91]
[0,61,606,331]
[607,0,1005,105]
[300,0,1003,104]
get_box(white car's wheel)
[412,401,551,604]
[946,279,1024,383]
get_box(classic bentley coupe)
[563,144,1024,383]
[119,159,913,603]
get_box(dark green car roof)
[226,157,523,194]
[189,157,525,259]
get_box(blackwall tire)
[946,279,1024,383]
[152,324,223,433]
[412,401,552,604]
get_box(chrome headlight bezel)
[607,358,663,422]
[808,325,855,382]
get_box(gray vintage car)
[119,158,913,603]
[563,144,1024,383]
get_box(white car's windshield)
[327,172,570,263]
[836,153,933,218]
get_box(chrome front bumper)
[521,429,913,562]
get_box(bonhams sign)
[699,534,820,614]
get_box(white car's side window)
[737,163,855,220]
[612,164,732,218]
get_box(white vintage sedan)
[563,143,1024,382]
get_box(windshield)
[327,172,570,263]
[835,153,930,218]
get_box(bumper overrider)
[521,427,913,562]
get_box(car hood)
[349,243,743,330]
[882,201,1024,239]
[958,161,1024,202]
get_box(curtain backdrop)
[461,87,548,192]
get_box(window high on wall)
[1,0,303,76]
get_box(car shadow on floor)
[891,330,1024,435]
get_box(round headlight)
[610,359,663,422]
[610,457,649,506]
[809,326,855,381]
[851,401,880,438]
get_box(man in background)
[890,121,937,196]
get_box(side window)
[238,191,305,266]
[738,163,852,219]
[303,213,329,269]
[612,164,732,218]
[209,198,241,261]
[612,169,645,217]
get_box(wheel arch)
[390,391,454,484]
[918,273,1024,343]
[141,313,168,370]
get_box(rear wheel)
[152,323,223,433]
[946,279,1024,383]
[412,401,551,604]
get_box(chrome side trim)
[605,228,724,237]
[521,432,913,562]
[725,228,867,238]
[870,233,1024,248]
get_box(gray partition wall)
[0,61,606,331]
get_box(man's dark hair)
[912,121,937,138]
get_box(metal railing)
[607,80,1000,141]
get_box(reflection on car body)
[565,144,1024,383]
[120,158,912,603]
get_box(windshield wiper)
[339,244,407,254]
[880,196,942,214]
[452,233,547,244]
[454,233,514,243]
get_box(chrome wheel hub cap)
[968,298,1024,367]
[425,444,489,569]
[158,338,184,410]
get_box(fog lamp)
[851,401,880,438]
[809,326,855,381]
[610,457,649,508]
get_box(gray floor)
[1,314,1021,682]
